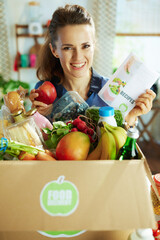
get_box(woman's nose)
[72,48,83,60]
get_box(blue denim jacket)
[35,68,109,121]
[35,68,108,107]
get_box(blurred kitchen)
[1,0,160,173]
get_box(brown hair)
[36,4,95,82]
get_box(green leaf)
[56,129,69,136]
[50,134,58,148]
[44,139,54,149]
[53,121,67,129]
[42,128,52,134]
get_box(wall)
[5,0,92,88]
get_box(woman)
[29,4,156,127]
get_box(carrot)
[18,151,36,160]
[36,151,56,161]
[45,149,56,159]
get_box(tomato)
[152,229,160,238]
[35,81,57,104]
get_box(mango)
[56,132,90,160]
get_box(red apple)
[35,81,57,104]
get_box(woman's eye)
[63,46,72,50]
[83,44,90,49]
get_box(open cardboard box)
[0,147,158,240]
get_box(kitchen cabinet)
[15,24,47,80]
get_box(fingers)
[29,89,39,102]
[32,100,48,108]
[146,89,156,100]
[137,89,156,102]
[134,89,156,115]
[36,104,53,116]
[135,101,150,115]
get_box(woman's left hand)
[125,89,156,126]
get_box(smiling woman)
[29,4,156,128]
[49,24,95,87]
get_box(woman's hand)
[29,89,53,116]
[125,89,156,126]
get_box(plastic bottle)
[128,229,154,240]
[98,106,117,126]
[117,127,139,160]
[97,106,117,138]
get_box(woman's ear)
[49,43,59,58]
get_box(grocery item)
[4,109,44,148]
[117,127,139,160]
[87,122,127,160]
[0,138,56,161]
[51,91,89,122]
[152,221,160,239]
[87,137,102,160]
[0,119,9,138]
[35,81,57,104]
[25,108,53,140]
[98,106,117,126]
[151,173,160,216]
[103,121,127,156]
[100,127,116,160]
[56,131,90,160]
[97,106,117,138]
[128,229,154,240]
[85,107,123,127]
[42,121,73,150]
[3,91,25,113]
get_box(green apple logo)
[40,176,79,216]
[119,103,128,113]
[38,230,86,238]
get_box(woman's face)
[51,24,95,80]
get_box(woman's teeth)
[71,63,85,68]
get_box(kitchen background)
[1,0,160,172]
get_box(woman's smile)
[52,24,95,79]
[70,62,86,70]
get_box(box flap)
[0,160,156,231]
[137,145,160,200]
[144,157,160,201]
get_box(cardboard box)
[0,150,157,240]
[0,230,134,240]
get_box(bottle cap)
[99,106,114,117]
[153,174,160,187]
[127,127,139,139]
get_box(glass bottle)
[117,127,139,161]
[5,109,44,148]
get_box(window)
[113,0,160,74]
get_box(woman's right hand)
[29,89,53,116]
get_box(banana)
[100,128,116,160]
[102,122,127,156]
[87,137,102,160]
